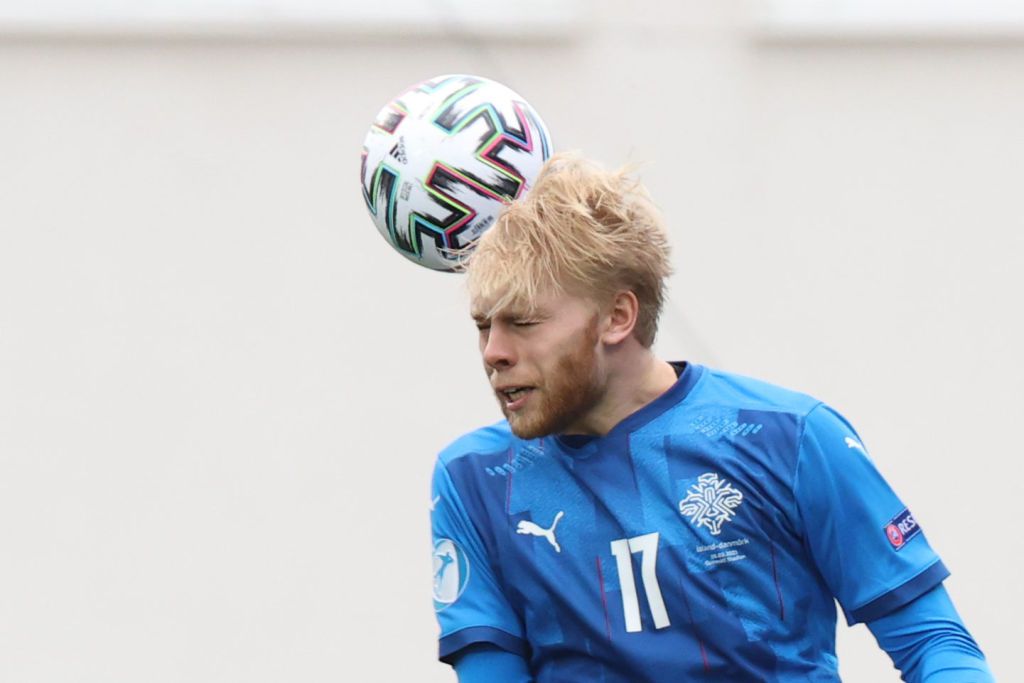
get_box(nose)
[482,324,516,371]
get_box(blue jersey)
[430,363,948,681]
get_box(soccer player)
[429,154,993,682]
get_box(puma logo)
[516,511,565,553]
[845,437,867,453]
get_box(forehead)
[470,292,540,321]
[470,284,595,321]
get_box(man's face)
[472,289,605,439]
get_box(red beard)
[502,319,603,439]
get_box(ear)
[600,291,639,345]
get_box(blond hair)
[464,153,672,347]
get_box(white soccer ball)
[360,74,553,272]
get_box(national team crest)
[679,473,744,536]
[432,538,470,611]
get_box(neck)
[564,346,678,436]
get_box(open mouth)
[498,386,535,410]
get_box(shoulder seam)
[433,450,516,600]
[789,400,826,540]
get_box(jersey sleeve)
[431,457,528,664]
[453,644,534,683]
[866,585,994,683]
[793,404,949,624]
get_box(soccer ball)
[360,74,553,272]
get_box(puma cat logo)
[516,511,565,553]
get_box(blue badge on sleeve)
[432,538,470,610]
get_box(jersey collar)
[554,361,703,452]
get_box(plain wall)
[1,2,1021,680]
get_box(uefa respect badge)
[884,508,921,550]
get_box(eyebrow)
[470,308,536,323]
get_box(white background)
[0,1,1021,681]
